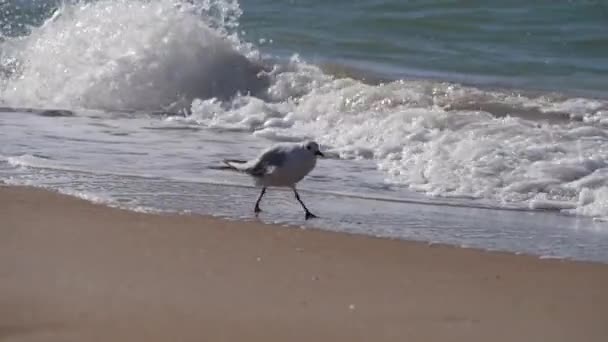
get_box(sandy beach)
[1,185,608,342]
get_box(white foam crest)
[7,154,58,169]
[566,187,608,218]
[187,60,608,219]
[57,188,115,205]
[0,0,266,110]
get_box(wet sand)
[1,185,607,341]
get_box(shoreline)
[4,183,605,264]
[2,185,608,341]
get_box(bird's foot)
[305,211,318,220]
[254,206,262,214]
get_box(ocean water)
[1,0,608,262]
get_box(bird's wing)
[247,147,288,177]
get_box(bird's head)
[304,141,324,157]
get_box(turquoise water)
[2,1,608,95]
[240,0,608,96]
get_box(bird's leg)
[254,187,266,214]
[293,188,317,220]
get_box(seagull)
[222,140,324,220]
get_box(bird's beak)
[315,151,325,157]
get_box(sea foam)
[0,0,267,111]
[188,63,608,219]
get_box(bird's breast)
[263,155,316,187]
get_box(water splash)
[0,0,267,110]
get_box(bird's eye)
[306,145,311,150]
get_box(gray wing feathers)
[247,148,287,177]
[222,146,289,176]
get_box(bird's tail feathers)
[207,159,248,171]
[221,159,249,171]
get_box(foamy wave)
[57,188,115,205]
[186,60,608,219]
[7,154,57,169]
[57,188,161,213]
[568,187,608,218]
[0,0,267,110]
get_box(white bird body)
[227,143,317,187]
[223,140,324,219]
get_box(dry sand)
[1,185,608,342]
